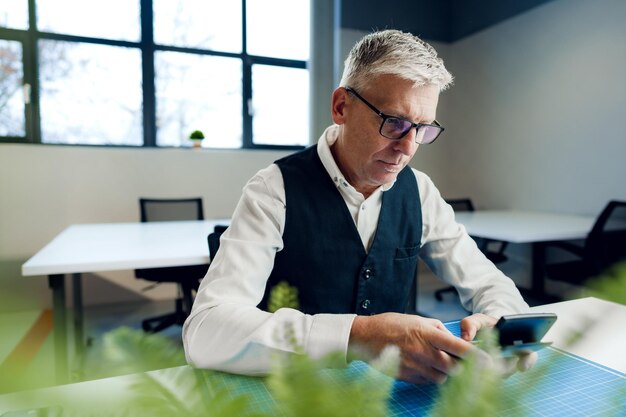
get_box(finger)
[428,329,474,359]
[398,361,449,385]
[460,314,496,341]
[429,319,453,335]
[425,348,461,376]
[396,370,432,385]
[499,356,519,379]
[516,351,538,372]
[460,316,480,341]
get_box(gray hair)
[339,29,453,91]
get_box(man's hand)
[460,313,538,375]
[349,313,476,384]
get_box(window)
[36,0,141,41]
[0,0,310,149]
[251,64,309,146]
[39,41,143,145]
[155,51,242,148]
[0,2,28,30]
[0,39,25,137]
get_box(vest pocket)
[394,245,420,260]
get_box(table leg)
[48,274,68,384]
[531,242,546,296]
[72,273,84,377]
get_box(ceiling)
[341,0,555,42]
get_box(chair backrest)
[139,198,204,222]
[135,197,206,281]
[446,198,475,212]
[207,225,228,261]
[585,200,626,271]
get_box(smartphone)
[495,312,557,357]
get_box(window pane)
[155,51,242,148]
[0,0,28,29]
[252,64,309,146]
[36,0,140,41]
[0,40,25,136]
[154,0,241,52]
[247,0,310,61]
[39,40,143,145]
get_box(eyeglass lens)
[381,117,440,144]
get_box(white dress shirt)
[183,125,529,375]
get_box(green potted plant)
[189,130,205,148]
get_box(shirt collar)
[316,125,396,194]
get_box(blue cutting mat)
[388,348,626,417]
[387,320,626,416]
[209,320,626,417]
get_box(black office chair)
[544,200,626,289]
[207,224,228,261]
[135,198,209,333]
[434,198,509,301]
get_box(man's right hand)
[348,312,476,384]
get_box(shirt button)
[361,205,365,211]
[361,299,370,309]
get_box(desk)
[1,297,623,416]
[21,220,228,383]
[454,210,596,297]
[532,297,626,373]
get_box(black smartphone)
[495,312,558,357]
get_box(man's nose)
[392,129,418,155]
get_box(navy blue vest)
[259,146,422,315]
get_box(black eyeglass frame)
[344,86,444,144]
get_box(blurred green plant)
[267,281,299,313]
[267,322,397,417]
[4,261,626,416]
[84,326,186,379]
[581,261,626,304]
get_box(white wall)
[433,0,626,214]
[0,144,289,312]
[431,0,626,288]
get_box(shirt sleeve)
[182,164,355,375]
[414,169,530,317]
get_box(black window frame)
[0,0,308,150]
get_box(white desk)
[530,297,626,373]
[1,297,623,416]
[21,220,229,383]
[454,210,595,244]
[454,210,596,297]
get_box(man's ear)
[331,87,349,125]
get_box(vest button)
[363,268,373,280]
[361,299,370,309]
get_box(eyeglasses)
[345,87,444,144]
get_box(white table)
[454,210,596,297]
[531,297,626,373]
[21,220,229,383]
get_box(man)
[184,29,534,384]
